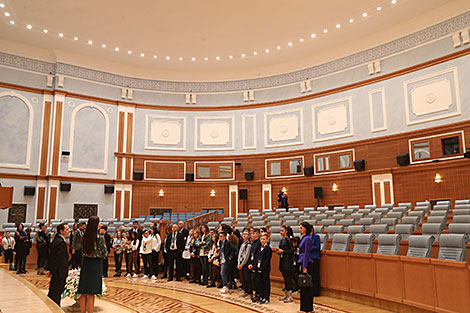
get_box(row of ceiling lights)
[1,0,398,62]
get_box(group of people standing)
[0,223,34,274]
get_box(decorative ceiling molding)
[0,11,469,93]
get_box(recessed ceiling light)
[300,38,304,42]
[288,42,293,46]
[241,53,246,58]
[323,29,328,33]
[377,6,382,11]
[115,47,119,51]
[140,53,144,57]
[128,50,132,54]
[265,49,269,53]
[191,57,195,61]
[59,33,64,37]
[253,52,257,56]
[88,40,92,45]
[362,12,368,17]
[204,57,208,61]
[166,56,170,60]
[102,44,106,48]
[0,4,4,8]
[229,55,233,59]
[9,20,14,25]
[43,29,48,33]
[336,24,341,29]
[349,18,354,23]
[153,55,157,59]
[391,0,397,4]
[311,33,316,38]
[74,37,78,41]
[26,24,32,29]
[216,56,220,60]
[179,57,183,61]
[5,12,10,17]
[277,46,281,50]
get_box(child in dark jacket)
[256,233,272,304]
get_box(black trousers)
[240,264,252,294]
[136,251,141,273]
[300,261,317,312]
[124,251,131,274]
[250,268,260,295]
[48,274,67,306]
[71,250,82,269]
[15,252,26,272]
[167,250,179,280]
[114,252,123,273]
[151,250,159,276]
[102,255,109,276]
[191,257,201,281]
[142,253,152,276]
[257,270,271,300]
[181,258,190,278]
[162,251,168,277]
[37,248,49,269]
[199,256,209,283]
[281,266,294,291]
[312,258,321,296]
[4,249,13,264]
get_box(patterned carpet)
[23,275,343,313]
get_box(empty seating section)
[376,234,401,255]
[407,235,434,258]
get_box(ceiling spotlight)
[153,55,157,59]
[115,47,119,51]
[204,57,208,61]
[362,12,368,17]
[277,46,281,50]
[128,50,132,54]
[265,49,269,53]
[5,12,10,17]
[191,57,195,61]
[216,56,220,60]
[241,53,246,57]
[27,24,32,29]
[311,33,316,38]
[253,52,257,55]
[229,55,233,59]
[323,29,328,33]
[0,3,4,8]
[377,6,382,11]
[9,20,14,24]
[88,40,92,45]
[391,0,397,4]
[336,24,341,29]
[166,56,170,60]
[179,57,183,61]
[43,29,48,33]
[349,18,354,23]
[288,42,293,46]
[140,53,144,57]
[74,37,78,41]
[300,38,304,42]
[102,44,106,48]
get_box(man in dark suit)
[132,221,143,274]
[177,221,189,279]
[165,224,185,281]
[46,223,70,306]
[100,225,112,277]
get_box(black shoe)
[161,275,167,279]
[251,296,260,303]
[189,280,197,284]
[176,278,182,282]
[206,283,215,288]
[113,273,120,277]
[168,278,173,281]
[216,284,223,288]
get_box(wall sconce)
[281,187,287,193]
[210,189,216,197]
[434,173,442,184]
[158,189,164,197]
[332,183,338,192]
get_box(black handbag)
[298,273,313,287]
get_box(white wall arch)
[0,91,34,169]
[68,102,109,174]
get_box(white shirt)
[2,236,15,250]
[140,236,153,254]
[152,234,161,252]
[131,239,140,251]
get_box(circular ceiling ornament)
[31,97,39,104]
[210,130,219,138]
[107,107,113,113]
[280,125,288,133]
[328,116,336,125]
[426,92,437,104]
[161,129,170,138]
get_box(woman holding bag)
[298,221,320,313]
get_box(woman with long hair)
[161,225,172,279]
[274,225,295,303]
[298,221,320,313]
[206,231,220,288]
[196,224,211,285]
[78,216,108,313]
[14,223,27,274]
[112,230,124,277]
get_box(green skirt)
[78,256,103,295]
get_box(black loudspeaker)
[396,153,410,166]
[304,166,314,176]
[354,160,365,171]
[235,162,242,166]
[464,151,470,158]
[104,184,114,194]
[60,182,71,192]
[185,172,194,181]
[24,186,35,196]
[239,189,248,200]
[314,187,323,199]
[133,171,143,180]
[245,171,254,180]
[61,151,70,156]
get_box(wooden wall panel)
[145,162,185,180]
[124,191,130,218]
[39,101,52,176]
[115,190,122,218]
[51,101,63,176]
[117,112,125,153]
[48,187,57,220]
[36,187,46,219]
[230,191,236,217]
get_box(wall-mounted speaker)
[60,182,71,192]
[354,160,365,171]
[239,189,248,200]
[314,187,323,199]
[464,151,470,158]
[235,162,242,166]
[133,171,143,181]
[104,184,114,194]
[303,166,314,176]
[24,186,35,196]
[61,151,70,156]
[396,153,410,166]
[185,172,194,181]
[245,171,254,180]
